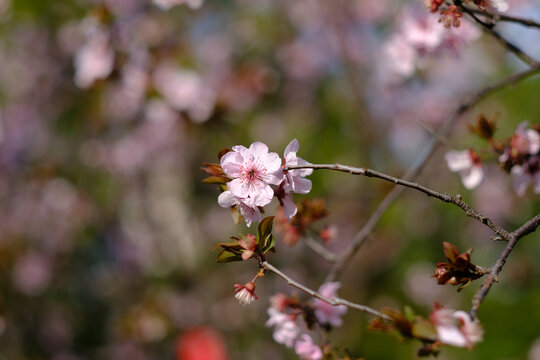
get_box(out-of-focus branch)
[323,63,540,281]
[455,0,539,66]
[260,261,391,320]
[463,6,540,29]
[469,213,540,318]
[303,235,339,263]
[287,163,511,240]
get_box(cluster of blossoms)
[266,283,347,360]
[383,6,480,78]
[430,305,483,349]
[445,121,540,196]
[218,139,313,226]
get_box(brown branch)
[455,0,539,66]
[464,6,540,29]
[469,213,540,318]
[260,261,391,320]
[287,163,511,240]
[323,63,540,281]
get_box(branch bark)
[260,261,391,320]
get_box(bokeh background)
[0,0,539,359]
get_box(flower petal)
[445,150,472,172]
[460,165,484,189]
[217,191,236,208]
[220,151,244,178]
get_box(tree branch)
[455,1,539,66]
[463,6,540,29]
[287,163,511,240]
[260,261,391,320]
[469,213,540,318]
[322,63,540,281]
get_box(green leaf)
[216,249,243,263]
[411,318,437,341]
[404,306,415,323]
[257,216,275,253]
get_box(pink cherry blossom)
[510,161,540,196]
[511,122,540,156]
[217,191,261,227]
[266,308,301,348]
[283,138,313,194]
[233,282,258,306]
[294,334,323,360]
[314,282,347,327]
[445,149,484,189]
[431,307,483,349]
[221,142,283,207]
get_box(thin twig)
[323,63,540,281]
[469,213,540,318]
[287,163,511,240]
[260,261,391,320]
[463,6,540,29]
[455,0,539,66]
[304,235,339,263]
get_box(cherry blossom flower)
[445,149,484,189]
[294,334,323,360]
[233,282,258,306]
[431,307,483,349]
[266,308,301,348]
[314,282,347,327]
[221,142,283,207]
[510,122,540,157]
[283,139,313,194]
[510,160,540,196]
[217,191,261,227]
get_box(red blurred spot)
[177,327,228,360]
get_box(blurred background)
[0,0,539,359]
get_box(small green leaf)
[216,249,243,263]
[257,216,274,244]
[411,318,437,341]
[404,306,415,322]
[261,234,275,254]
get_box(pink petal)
[292,176,312,194]
[249,141,269,158]
[228,179,250,200]
[445,150,472,172]
[217,191,236,208]
[251,182,275,207]
[511,166,530,196]
[282,194,298,219]
[220,151,244,178]
[296,157,313,177]
[460,165,484,189]
[263,151,283,175]
[284,139,300,163]
[437,325,467,347]
[526,129,540,154]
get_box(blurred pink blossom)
[431,307,483,349]
[12,252,52,296]
[314,282,347,327]
[294,334,323,360]
[265,307,301,348]
[74,21,114,88]
[445,149,484,189]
